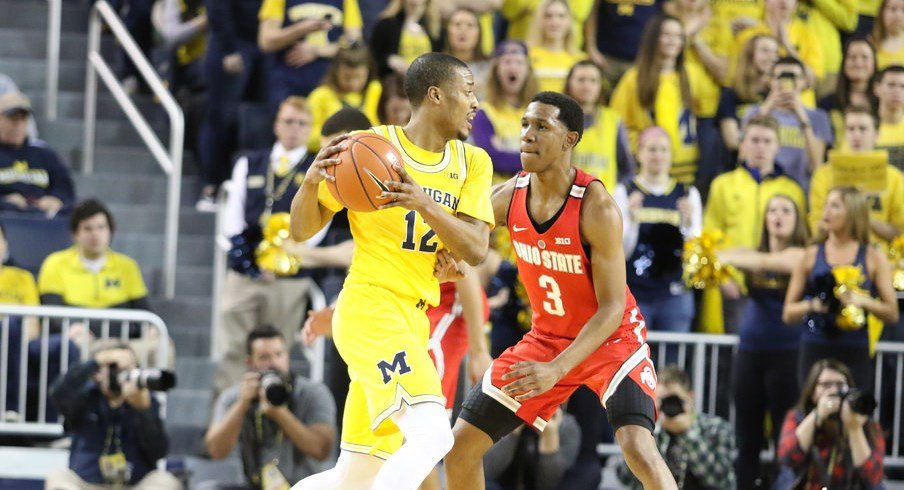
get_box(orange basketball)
[326,132,404,212]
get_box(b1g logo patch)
[377,351,412,384]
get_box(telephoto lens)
[260,370,290,406]
[660,394,685,418]
[840,389,877,415]
[118,369,177,391]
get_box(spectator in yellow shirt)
[795,0,857,97]
[818,38,878,143]
[563,60,635,190]
[0,223,39,336]
[370,0,441,78]
[875,65,904,169]
[873,0,904,68]
[306,45,381,151]
[610,15,705,185]
[809,105,904,244]
[526,0,585,93]
[377,74,412,126]
[736,0,825,85]
[501,0,592,47]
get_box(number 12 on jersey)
[401,210,438,253]
[538,274,565,316]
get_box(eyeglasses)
[816,381,848,390]
[279,118,311,127]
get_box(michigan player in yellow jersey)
[290,53,494,490]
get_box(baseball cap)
[0,91,32,116]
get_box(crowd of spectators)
[2,0,904,488]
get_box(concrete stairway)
[0,0,219,461]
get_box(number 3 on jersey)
[401,210,438,253]
[538,275,565,316]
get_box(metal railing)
[211,184,328,382]
[595,332,904,468]
[0,305,170,437]
[44,0,61,121]
[82,0,183,299]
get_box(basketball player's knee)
[616,426,656,468]
[396,403,454,459]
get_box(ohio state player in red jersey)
[444,92,676,489]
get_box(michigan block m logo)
[377,351,411,384]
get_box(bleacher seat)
[0,213,70,276]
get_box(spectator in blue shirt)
[0,92,74,218]
[46,342,180,489]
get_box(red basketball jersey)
[507,169,638,339]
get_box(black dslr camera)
[660,394,686,418]
[108,363,177,393]
[839,389,877,416]
[260,370,292,406]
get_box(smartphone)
[778,72,796,92]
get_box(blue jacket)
[0,140,75,213]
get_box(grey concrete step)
[184,455,245,488]
[74,173,201,206]
[110,204,215,235]
[173,357,215,391]
[166,388,212,427]
[0,58,86,92]
[144,265,214,298]
[28,90,160,121]
[0,0,90,32]
[38,118,168,155]
[151,296,212,330]
[0,29,102,59]
[171,328,211,358]
[114,232,214,267]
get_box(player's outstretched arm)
[550,182,628,373]
[290,135,343,241]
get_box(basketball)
[326,132,404,212]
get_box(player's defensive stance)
[444,92,677,489]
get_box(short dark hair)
[529,91,584,142]
[843,104,879,129]
[657,364,691,391]
[772,56,806,75]
[70,199,115,234]
[876,64,904,84]
[404,53,470,108]
[246,325,284,356]
[321,107,372,136]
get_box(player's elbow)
[462,247,488,266]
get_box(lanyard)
[260,158,302,227]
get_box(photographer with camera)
[776,358,885,489]
[617,365,735,490]
[205,325,335,489]
[46,341,179,489]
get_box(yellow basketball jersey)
[317,125,494,306]
[573,107,621,189]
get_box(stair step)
[76,145,199,176]
[166,388,212,426]
[0,0,90,32]
[143,266,214,298]
[28,90,160,121]
[38,118,169,156]
[171,329,211,358]
[73,173,201,206]
[0,58,86,92]
[114,232,214,267]
[0,29,109,59]
[109,204,215,235]
[151,297,213,330]
[173,357,216,391]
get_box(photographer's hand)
[122,380,152,411]
[258,387,292,420]
[842,400,873,467]
[816,394,842,425]
[239,372,261,408]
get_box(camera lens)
[260,371,289,406]
[660,395,685,418]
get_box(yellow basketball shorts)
[332,283,445,458]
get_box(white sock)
[371,402,454,490]
[291,450,383,490]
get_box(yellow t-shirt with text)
[307,80,382,151]
[0,266,39,306]
[259,0,362,47]
[317,125,494,306]
[529,46,586,93]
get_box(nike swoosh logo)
[512,225,527,232]
[363,168,391,193]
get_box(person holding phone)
[741,57,833,190]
